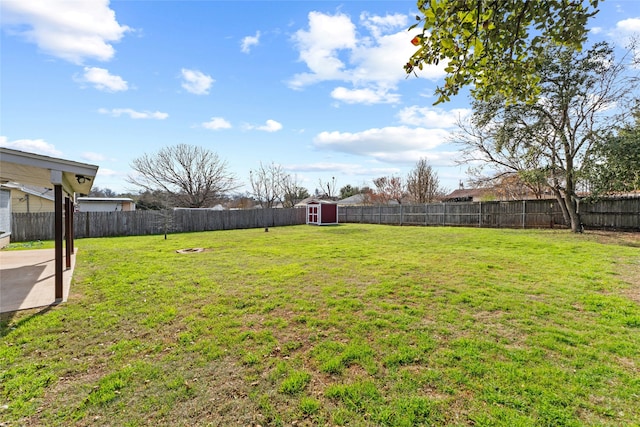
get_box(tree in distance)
[339,184,361,200]
[406,158,444,203]
[249,162,308,208]
[128,144,239,208]
[406,0,600,104]
[373,176,404,205]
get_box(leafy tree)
[455,42,638,232]
[406,0,600,104]
[128,144,239,208]
[340,184,361,199]
[406,158,443,203]
[585,108,640,196]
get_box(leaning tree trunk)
[551,187,571,226]
[565,196,583,233]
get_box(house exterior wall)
[0,189,11,236]
[10,189,55,213]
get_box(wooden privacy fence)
[339,198,640,230]
[8,197,639,242]
[10,208,307,242]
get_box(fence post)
[425,203,428,226]
[522,200,526,229]
[379,205,381,224]
[400,204,403,226]
[479,202,482,228]
[443,203,446,226]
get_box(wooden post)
[54,184,63,300]
[65,196,72,268]
[69,199,75,254]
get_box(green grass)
[1,224,639,426]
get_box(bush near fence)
[8,197,639,242]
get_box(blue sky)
[1,1,639,196]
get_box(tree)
[131,190,170,210]
[406,0,600,104]
[249,163,307,208]
[373,176,404,204]
[89,187,118,197]
[280,174,308,208]
[454,42,639,232]
[318,177,338,200]
[340,184,361,200]
[249,162,286,208]
[128,144,239,208]
[282,185,309,208]
[406,158,443,203]
[585,108,640,197]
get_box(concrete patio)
[0,248,76,313]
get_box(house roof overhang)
[0,148,99,196]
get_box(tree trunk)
[567,196,583,233]
[551,188,570,226]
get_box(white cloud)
[0,136,62,156]
[616,18,640,33]
[95,167,120,177]
[289,11,357,88]
[246,119,283,132]
[98,108,168,119]
[331,87,400,104]
[241,31,260,53]
[180,68,214,95]
[359,12,408,39]
[77,67,128,92]
[288,11,445,105]
[397,106,471,128]
[287,161,399,176]
[202,117,232,130]
[0,0,130,64]
[313,126,451,163]
[81,152,107,162]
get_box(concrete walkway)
[0,249,76,313]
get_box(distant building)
[442,187,492,203]
[76,197,136,212]
[1,182,55,213]
[337,193,368,206]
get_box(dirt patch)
[176,248,205,254]
[584,230,640,248]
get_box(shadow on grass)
[0,305,55,338]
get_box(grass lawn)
[1,224,639,426]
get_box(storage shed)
[306,200,338,225]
